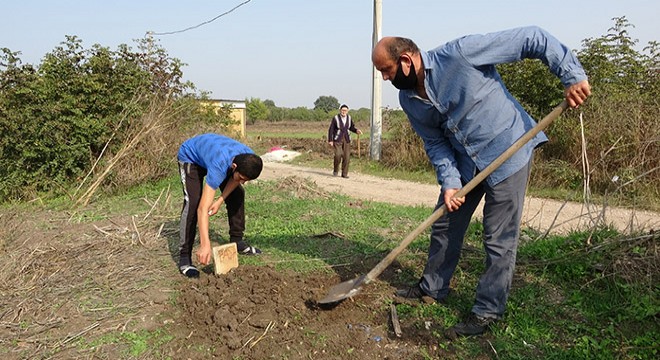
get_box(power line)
[150,0,252,36]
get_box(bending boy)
[177,133,263,278]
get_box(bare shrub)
[539,90,659,210]
[75,95,234,206]
[380,110,431,171]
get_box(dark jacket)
[327,114,358,142]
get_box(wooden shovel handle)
[363,101,568,283]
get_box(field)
[1,120,657,359]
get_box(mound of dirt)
[163,266,439,359]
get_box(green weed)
[80,328,174,357]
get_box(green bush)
[0,36,231,202]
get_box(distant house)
[204,99,247,138]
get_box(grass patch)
[235,179,431,273]
[79,328,174,357]
[363,212,656,359]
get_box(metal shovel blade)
[318,275,366,304]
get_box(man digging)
[372,26,590,337]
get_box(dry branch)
[74,98,177,207]
[390,304,402,337]
[250,321,275,348]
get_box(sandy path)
[258,161,659,235]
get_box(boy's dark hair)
[234,153,263,180]
[340,104,349,110]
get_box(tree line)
[246,95,373,123]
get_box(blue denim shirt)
[399,26,587,190]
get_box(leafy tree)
[313,95,339,112]
[289,106,314,121]
[0,35,208,201]
[497,59,564,119]
[571,16,659,195]
[267,107,285,122]
[246,97,268,123]
[0,48,41,197]
[350,107,371,124]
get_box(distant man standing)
[372,26,590,336]
[177,133,263,278]
[327,104,362,178]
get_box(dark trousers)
[420,159,532,318]
[178,162,245,266]
[333,141,351,176]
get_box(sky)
[2,0,658,109]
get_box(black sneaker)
[448,313,496,337]
[238,245,262,255]
[395,284,425,299]
[234,240,262,255]
[179,265,200,278]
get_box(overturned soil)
[168,266,441,359]
[0,190,453,360]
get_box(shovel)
[319,101,568,304]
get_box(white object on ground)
[261,149,302,162]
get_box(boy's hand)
[207,199,222,216]
[196,245,212,265]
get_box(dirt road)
[259,161,659,235]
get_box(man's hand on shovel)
[443,188,465,212]
[565,80,591,108]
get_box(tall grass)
[382,105,659,211]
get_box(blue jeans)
[420,159,532,318]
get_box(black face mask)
[391,58,418,90]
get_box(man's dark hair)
[387,37,420,60]
[234,153,263,180]
[340,104,349,110]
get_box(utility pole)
[370,0,383,161]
